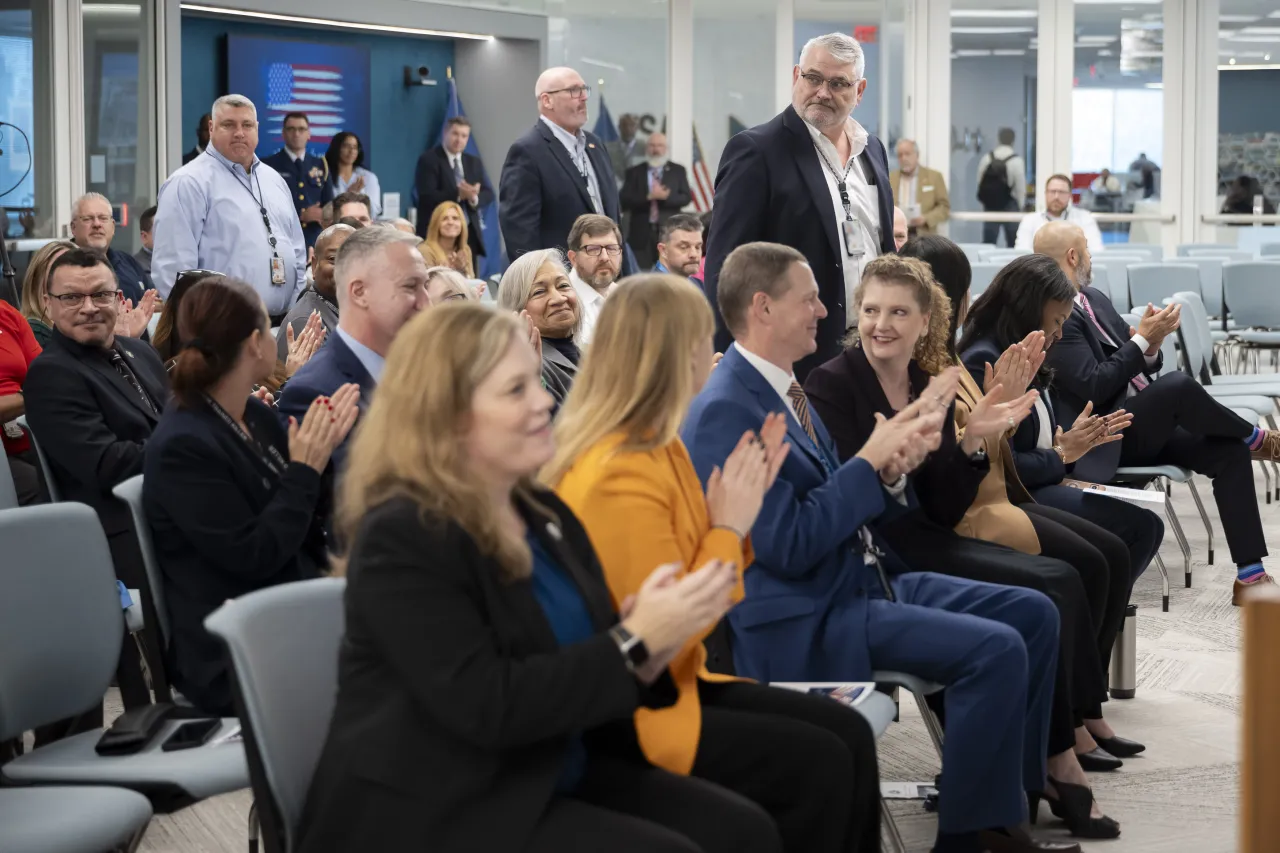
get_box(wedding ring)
[1007,416,1016,429]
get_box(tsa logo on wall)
[226,35,371,161]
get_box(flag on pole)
[433,75,501,279]
[691,124,714,212]
[593,95,620,143]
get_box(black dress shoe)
[978,826,1082,853]
[1075,747,1123,771]
[1092,734,1146,758]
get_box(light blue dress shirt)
[152,146,308,315]
[336,326,385,382]
[330,166,382,219]
[538,115,603,215]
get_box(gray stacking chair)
[1127,262,1201,312]
[112,476,172,650]
[204,578,347,853]
[1108,242,1162,261]
[1177,243,1234,257]
[970,262,1003,299]
[0,451,18,510]
[0,503,248,814]
[1260,243,1280,257]
[15,415,60,501]
[0,786,153,853]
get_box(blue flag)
[593,95,620,143]
[418,77,502,279]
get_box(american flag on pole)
[691,123,714,212]
[265,62,345,144]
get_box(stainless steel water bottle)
[1109,604,1138,699]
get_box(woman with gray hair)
[496,249,581,405]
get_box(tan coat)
[890,165,951,234]
[952,367,1041,555]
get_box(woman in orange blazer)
[545,274,882,853]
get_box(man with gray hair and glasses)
[703,32,895,381]
[152,94,307,324]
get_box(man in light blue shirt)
[152,94,308,320]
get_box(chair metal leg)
[1162,486,1193,588]
[1155,552,1170,612]
[881,799,907,853]
[908,687,946,762]
[1263,461,1273,506]
[248,801,260,853]
[1187,478,1214,568]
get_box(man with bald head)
[1038,221,1280,603]
[275,223,354,361]
[619,130,692,268]
[499,66,625,267]
[892,206,909,250]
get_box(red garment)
[0,299,41,454]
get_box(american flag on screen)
[691,123,714,212]
[265,62,345,144]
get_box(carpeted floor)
[126,465,1259,852]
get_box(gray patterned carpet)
[124,465,1258,852]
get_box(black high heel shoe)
[1092,734,1146,758]
[1034,776,1121,839]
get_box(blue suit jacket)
[277,332,375,476]
[703,106,896,381]
[498,120,625,268]
[106,246,154,304]
[681,346,909,682]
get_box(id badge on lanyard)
[270,256,286,286]
[843,217,865,260]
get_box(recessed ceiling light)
[1227,35,1280,42]
[950,9,1038,17]
[1240,26,1280,34]
[1098,48,1114,55]
[1077,35,1119,43]
[955,49,994,56]
[951,26,1035,34]
[1221,15,1262,23]
[993,49,1028,55]
[178,3,493,39]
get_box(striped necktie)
[109,348,158,415]
[787,381,819,445]
[1079,293,1148,391]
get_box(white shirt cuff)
[1129,333,1151,354]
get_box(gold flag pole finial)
[446,66,453,80]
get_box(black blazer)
[1043,287,1161,482]
[804,345,987,533]
[413,145,494,260]
[297,490,676,853]
[23,330,168,537]
[499,120,622,263]
[618,161,693,244]
[961,335,1073,491]
[277,331,376,477]
[142,397,324,715]
[704,106,896,381]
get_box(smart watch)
[609,625,650,672]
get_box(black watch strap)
[609,624,650,672]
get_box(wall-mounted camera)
[404,65,438,87]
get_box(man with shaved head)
[619,130,692,268]
[275,222,354,361]
[1038,220,1280,604]
[499,65,626,268]
[892,206,909,250]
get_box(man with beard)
[703,32,895,381]
[654,213,705,281]
[620,131,692,269]
[566,214,623,347]
[1015,174,1103,253]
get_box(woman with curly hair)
[805,247,1122,840]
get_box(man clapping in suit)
[413,116,493,265]
[620,132,692,269]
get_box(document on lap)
[768,682,875,708]
[1060,478,1167,506]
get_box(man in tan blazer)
[890,138,950,238]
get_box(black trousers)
[982,200,1020,246]
[1119,371,1265,566]
[1031,484,1164,594]
[692,680,881,853]
[881,519,1097,756]
[1022,503,1130,719]
[526,756,783,853]
[6,448,48,505]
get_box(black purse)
[94,703,177,756]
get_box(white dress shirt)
[1033,398,1054,450]
[539,115,603,215]
[803,118,882,328]
[447,150,479,208]
[569,268,610,347]
[335,326,385,382]
[1015,205,1104,253]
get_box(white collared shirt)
[569,268,611,347]
[336,326,385,382]
[539,115,603,214]
[803,117,882,328]
[287,148,306,163]
[1015,205,1104,253]
[1033,398,1054,450]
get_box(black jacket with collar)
[297,488,676,853]
[413,145,494,257]
[23,329,169,536]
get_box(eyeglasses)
[74,214,113,225]
[544,85,591,100]
[581,244,622,257]
[799,71,857,93]
[48,290,119,308]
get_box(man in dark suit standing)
[182,113,210,165]
[24,247,170,726]
[704,32,895,381]
[619,132,692,269]
[499,66,628,271]
[262,112,333,250]
[1037,220,1280,603]
[413,116,493,265]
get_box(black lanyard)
[226,163,282,263]
[305,286,337,316]
[203,394,287,478]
